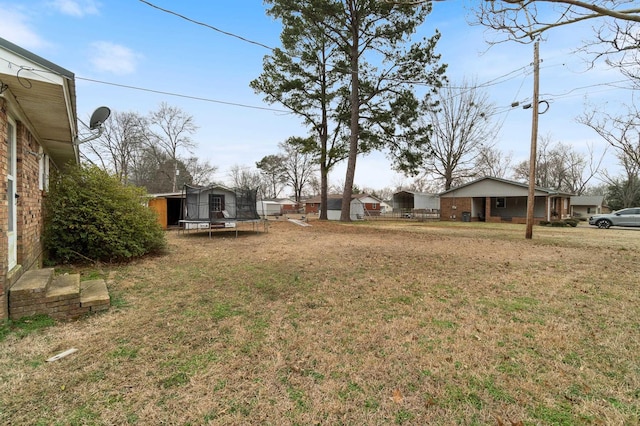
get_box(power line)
[138,0,276,51]
[540,79,631,100]
[76,76,291,113]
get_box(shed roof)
[326,197,363,210]
[393,190,438,197]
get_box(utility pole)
[525,40,540,239]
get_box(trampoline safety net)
[182,184,260,221]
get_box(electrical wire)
[540,79,630,100]
[76,76,291,113]
[138,0,276,51]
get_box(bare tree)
[228,165,263,193]
[147,102,198,192]
[279,137,317,204]
[579,104,640,171]
[83,111,147,183]
[363,186,394,201]
[183,157,218,187]
[600,154,640,209]
[474,146,513,179]
[306,174,321,198]
[421,80,500,190]
[256,154,287,199]
[406,175,442,194]
[474,1,640,44]
[512,135,603,194]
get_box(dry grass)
[1,219,639,425]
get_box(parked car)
[588,207,640,228]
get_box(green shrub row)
[538,219,579,227]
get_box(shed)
[256,200,283,217]
[392,191,440,212]
[147,192,184,229]
[326,198,365,221]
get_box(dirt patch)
[1,219,639,424]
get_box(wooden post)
[525,40,540,240]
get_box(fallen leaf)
[391,388,403,404]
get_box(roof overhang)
[0,37,78,168]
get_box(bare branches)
[579,104,640,172]
[473,0,640,44]
[421,80,500,190]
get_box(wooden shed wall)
[148,198,167,229]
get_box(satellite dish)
[89,106,111,130]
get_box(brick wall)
[16,122,44,271]
[0,103,46,320]
[440,197,472,221]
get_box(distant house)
[1,37,81,319]
[353,193,383,216]
[392,191,440,213]
[570,196,609,218]
[304,194,342,215]
[439,176,574,223]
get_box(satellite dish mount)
[74,106,111,145]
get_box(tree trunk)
[320,162,328,220]
[341,11,360,222]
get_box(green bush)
[539,220,550,226]
[563,218,579,227]
[550,220,567,227]
[44,165,166,263]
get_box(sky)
[0,0,634,192]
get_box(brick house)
[353,193,383,216]
[1,37,80,319]
[439,176,574,224]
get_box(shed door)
[209,194,225,219]
[7,119,17,270]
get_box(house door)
[7,118,17,270]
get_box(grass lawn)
[1,219,638,425]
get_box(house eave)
[0,37,78,168]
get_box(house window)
[496,197,506,208]
[371,203,378,209]
[587,207,592,214]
